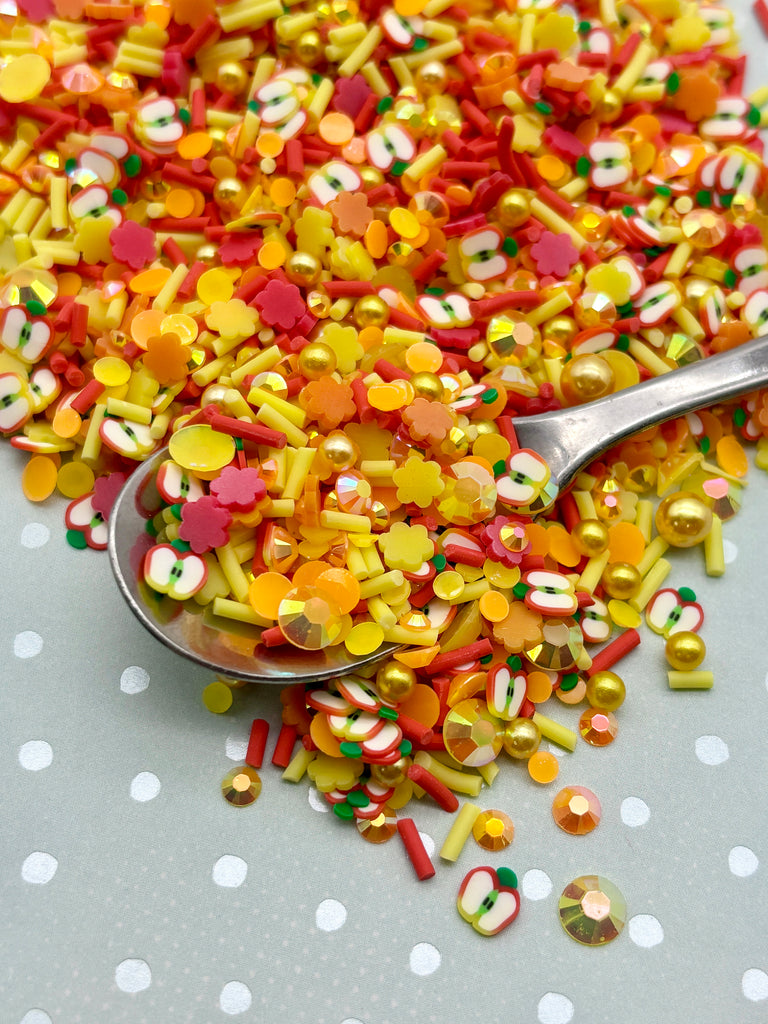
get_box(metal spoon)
[108,334,768,683]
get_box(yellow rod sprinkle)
[532,712,577,752]
[704,513,725,577]
[668,670,713,690]
[439,802,482,862]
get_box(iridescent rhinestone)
[499,522,528,553]
[681,209,727,249]
[2,268,58,308]
[443,698,504,767]
[573,289,617,328]
[277,585,344,650]
[552,785,602,835]
[558,875,627,945]
[579,708,619,746]
[222,766,262,807]
[336,469,373,515]
[437,460,497,525]
[357,805,398,843]
[524,617,584,671]
[472,809,515,851]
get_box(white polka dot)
[14,631,43,659]
[418,831,435,858]
[219,981,252,1015]
[212,855,248,888]
[628,914,664,948]
[21,852,57,885]
[620,796,650,827]
[743,968,768,1001]
[19,1011,52,1024]
[316,899,347,931]
[695,735,729,765]
[225,733,248,761]
[722,538,738,564]
[20,523,50,549]
[341,1019,365,1024]
[130,772,161,802]
[522,869,553,901]
[729,846,759,878]
[19,1010,52,1024]
[409,942,441,976]
[537,992,574,1024]
[120,666,149,694]
[115,958,152,993]
[18,740,53,771]
[308,787,329,813]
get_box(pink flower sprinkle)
[209,465,266,512]
[219,235,262,267]
[110,220,157,270]
[179,495,232,554]
[530,230,579,278]
[254,279,306,331]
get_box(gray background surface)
[3,3,768,1020]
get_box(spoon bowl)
[108,334,768,683]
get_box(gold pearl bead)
[360,166,384,189]
[414,60,448,96]
[496,189,531,229]
[410,371,444,401]
[295,30,322,65]
[502,717,541,759]
[371,756,410,787]
[353,294,390,328]
[600,561,642,600]
[585,670,626,711]
[297,341,336,380]
[665,631,706,670]
[285,251,321,287]
[596,88,622,120]
[195,244,218,263]
[317,431,360,472]
[212,177,246,212]
[571,519,610,557]
[655,491,713,548]
[375,661,417,703]
[216,62,247,95]
[474,419,500,437]
[560,353,615,405]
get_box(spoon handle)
[513,333,768,491]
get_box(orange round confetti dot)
[528,750,560,784]
[165,188,196,219]
[359,325,384,349]
[56,460,95,499]
[526,670,554,703]
[341,137,366,164]
[478,589,510,623]
[129,267,172,296]
[716,433,748,478]
[269,177,297,207]
[395,0,428,13]
[524,522,550,557]
[93,356,131,387]
[547,523,581,567]
[255,132,284,159]
[177,132,213,160]
[130,308,166,349]
[473,433,511,467]
[365,220,390,260]
[556,679,587,704]
[292,560,331,588]
[405,340,443,374]
[314,567,361,615]
[398,682,441,726]
[309,711,344,757]
[368,380,414,411]
[52,406,82,439]
[209,155,237,179]
[537,154,567,183]
[319,111,355,146]
[607,522,646,565]
[248,572,293,621]
[22,455,58,502]
[197,268,234,305]
[258,240,287,270]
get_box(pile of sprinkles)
[2,0,768,937]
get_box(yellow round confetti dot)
[390,207,421,239]
[22,455,58,502]
[177,132,213,160]
[528,750,560,784]
[482,558,520,589]
[345,621,385,657]
[607,599,642,629]
[160,313,198,345]
[93,356,131,387]
[165,188,196,219]
[56,461,95,499]
[269,177,297,207]
[169,424,236,473]
[433,570,464,601]
[258,240,287,270]
[478,589,510,623]
[203,680,234,714]
[197,268,234,305]
[256,132,284,158]
[319,111,355,146]
[0,54,52,103]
